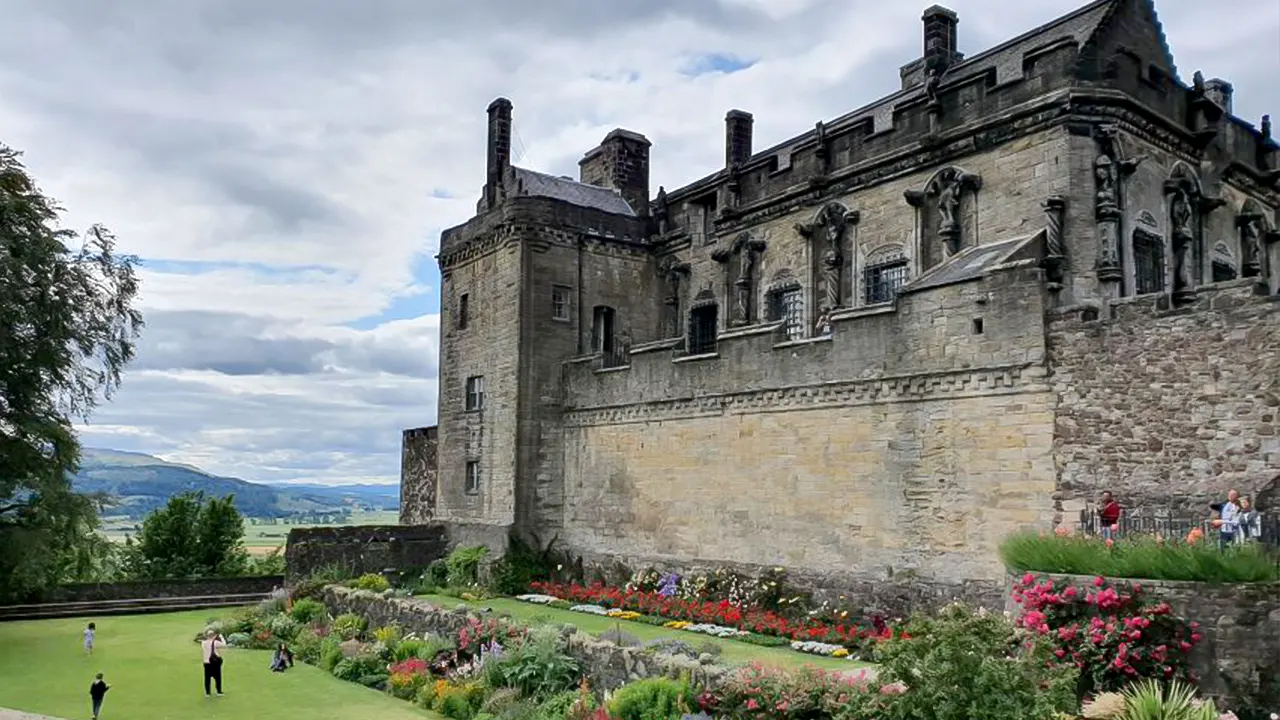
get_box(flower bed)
[1000,529,1279,583]
[524,581,903,660]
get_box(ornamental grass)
[1000,530,1279,583]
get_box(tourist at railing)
[1211,489,1242,549]
[1238,496,1262,543]
[1097,491,1123,540]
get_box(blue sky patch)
[680,53,757,77]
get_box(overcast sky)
[1,0,1275,486]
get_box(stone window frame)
[686,289,719,356]
[457,292,470,330]
[551,284,572,322]
[859,244,911,306]
[765,273,806,341]
[464,375,485,412]
[464,460,481,495]
[1132,227,1166,296]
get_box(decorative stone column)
[1042,195,1067,292]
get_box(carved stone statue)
[654,186,669,236]
[926,167,981,257]
[658,255,689,338]
[713,234,766,328]
[1239,212,1264,277]
[937,178,961,234]
[796,202,858,313]
[1094,155,1117,210]
[1170,190,1193,240]
[1164,176,1199,301]
[733,251,754,326]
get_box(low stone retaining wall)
[1004,573,1280,709]
[3,575,284,605]
[285,522,510,584]
[320,586,730,692]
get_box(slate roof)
[742,0,1122,174]
[511,166,637,216]
[904,231,1042,294]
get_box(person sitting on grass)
[270,643,294,672]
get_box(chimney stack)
[922,5,959,70]
[485,97,513,209]
[579,129,652,216]
[725,110,754,167]
[1204,78,1234,115]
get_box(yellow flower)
[832,648,850,658]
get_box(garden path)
[0,709,68,720]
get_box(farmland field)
[100,510,401,556]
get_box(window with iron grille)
[863,259,909,305]
[465,375,485,411]
[1133,230,1165,295]
[551,285,571,321]
[768,287,805,340]
[687,305,718,355]
[464,461,480,495]
[1212,261,1237,283]
[457,293,470,330]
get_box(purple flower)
[657,573,681,598]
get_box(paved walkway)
[0,709,68,720]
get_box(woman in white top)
[201,631,227,697]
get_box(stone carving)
[1092,125,1144,291]
[1237,201,1268,279]
[654,186,669,236]
[814,121,829,168]
[1162,166,1225,303]
[712,233,767,327]
[658,255,691,338]
[904,167,982,260]
[1042,196,1067,290]
[795,202,860,313]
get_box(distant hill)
[72,448,400,519]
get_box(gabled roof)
[511,166,637,217]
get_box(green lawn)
[415,595,873,673]
[0,610,439,720]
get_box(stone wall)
[1048,281,1280,517]
[321,585,729,693]
[401,426,438,524]
[4,575,283,604]
[1003,572,1280,710]
[284,523,511,584]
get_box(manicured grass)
[1000,531,1280,583]
[0,609,440,720]
[415,594,872,673]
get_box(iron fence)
[1077,508,1280,560]
[600,334,631,370]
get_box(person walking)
[1097,491,1123,540]
[89,672,110,719]
[201,630,227,697]
[83,622,96,655]
[1212,489,1242,549]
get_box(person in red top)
[1098,491,1123,539]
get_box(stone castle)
[401,0,1280,606]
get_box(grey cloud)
[133,311,437,379]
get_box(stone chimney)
[1204,78,1234,114]
[725,110,754,167]
[485,97,513,209]
[579,129,652,215]
[922,5,960,70]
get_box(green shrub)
[319,637,344,672]
[267,613,299,641]
[437,692,473,720]
[1120,679,1218,720]
[332,612,366,641]
[1000,530,1279,583]
[373,623,402,646]
[332,654,385,683]
[289,598,328,624]
[607,677,694,720]
[291,564,355,600]
[291,627,323,664]
[225,632,251,647]
[483,627,581,700]
[489,534,560,595]
[394,635,454,662]
[876,603,1077,720]
[352,573,392,592]
[445,546,490,587]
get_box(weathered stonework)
[284,523,511,584]
[400,426,438,524]
[1004,573,1280,709]
[404,0,1280,617]
[1,575,284,605]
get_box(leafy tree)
[0,143,143,600]
[125,492,250,578]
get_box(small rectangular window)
[1133,230,1165,295]
[465,375,485,411]
[768,288,805,341]
[457,293,470,330]
[552,285,571,321]
[464,461,480,495]
[863,259,909,305]
[688,305,718,355]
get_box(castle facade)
[403,0,1280,606]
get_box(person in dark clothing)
[1098,491,1123,539]
[270,643,294,672]
[90,672,110,719]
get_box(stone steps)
[0,593,267,622]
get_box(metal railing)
[1077,508,1280,558]
[600,334,631,369]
